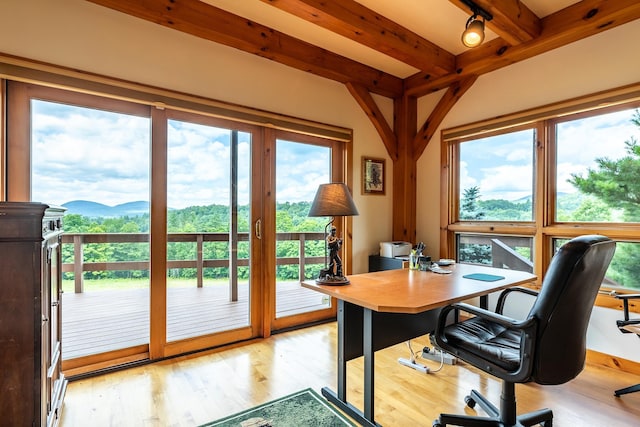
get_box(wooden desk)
[302,264,537,426]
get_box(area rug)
[200,388,356,427]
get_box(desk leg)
[363,308,375,422]
[337,299,347,400]
[321,300,379,427]
[480,295,488,309]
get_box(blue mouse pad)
[463,273,505,282]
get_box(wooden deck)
[61,281,330,360]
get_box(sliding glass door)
[6,80,350,372]
[270,131,343,330]
[24,88,152,361]
[165,111,258,345]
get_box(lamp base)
[316,276,350,286]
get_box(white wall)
[1,0,638,363]
[416,20,640,364]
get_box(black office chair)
[613,293,640,397]
[432,235,616,427]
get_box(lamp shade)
[308,183,359,217]
[462,18,485,48]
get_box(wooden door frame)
[265,129,352,334]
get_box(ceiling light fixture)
[460,0,493,48]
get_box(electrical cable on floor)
[406,340,418,363]
[420,346,445,373]
[398,340,429,373]
[399,339,451,374]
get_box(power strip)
[398,357,429,373]
[422,347,457,365]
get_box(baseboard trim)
[587,349,640,376]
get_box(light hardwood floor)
[60,322,640,427]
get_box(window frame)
[442,83,640,309]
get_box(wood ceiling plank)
[85,0,403,98]
[406,0,640,97]
[260,0,455,76]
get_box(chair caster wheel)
[432,420,442,427]
[464,395,476,409]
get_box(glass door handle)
[255,219,262,239]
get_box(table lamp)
[308,183,359,285]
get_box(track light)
[460,1,493,48]
[462,15,485,48]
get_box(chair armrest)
[495,287,539,315]
[617,318,640,333]
[434,301,538,382]
[439,302,537,333]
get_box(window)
[555,108,640,222]
[444,85,640,292]
[457,234,533,272]
[459,128,535,222]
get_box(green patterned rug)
[200,388,355,427]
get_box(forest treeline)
[62,202,328,281]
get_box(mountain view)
[62,200,150,218]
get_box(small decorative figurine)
[318,225,349,284]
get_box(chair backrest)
[528,235,615,385]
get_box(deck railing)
[61,232,326,296]
[61,232,535,298]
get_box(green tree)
[569,110,640,288]
[460,186,485,220]
[569,111,640,221]
[64,201,329,283]
[458,186,492,264]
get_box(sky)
[460,108,640,201]
[31,100,640,208]
[31,100,330,209]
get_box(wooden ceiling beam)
[449,0,541,45]
[85,0,403,98]
[406,0,640,97]
[346,82,398,160]
[413,75,477,158]
[260,0,455,76]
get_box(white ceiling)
[205,0,581,78]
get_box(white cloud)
[31,101,329,209]
[32,106,150,205]
[459,160,477,190]
[458,109,640,200]
[479,164,533,200]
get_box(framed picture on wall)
[362,156,385,195]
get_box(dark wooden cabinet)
[0,202,67,426]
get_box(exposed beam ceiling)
[259,0,455,77]
[407,0,640,96]
[85,0,403,97]
[86,0,640,100]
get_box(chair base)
[614,383,640,397]
[433,386,553,427]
